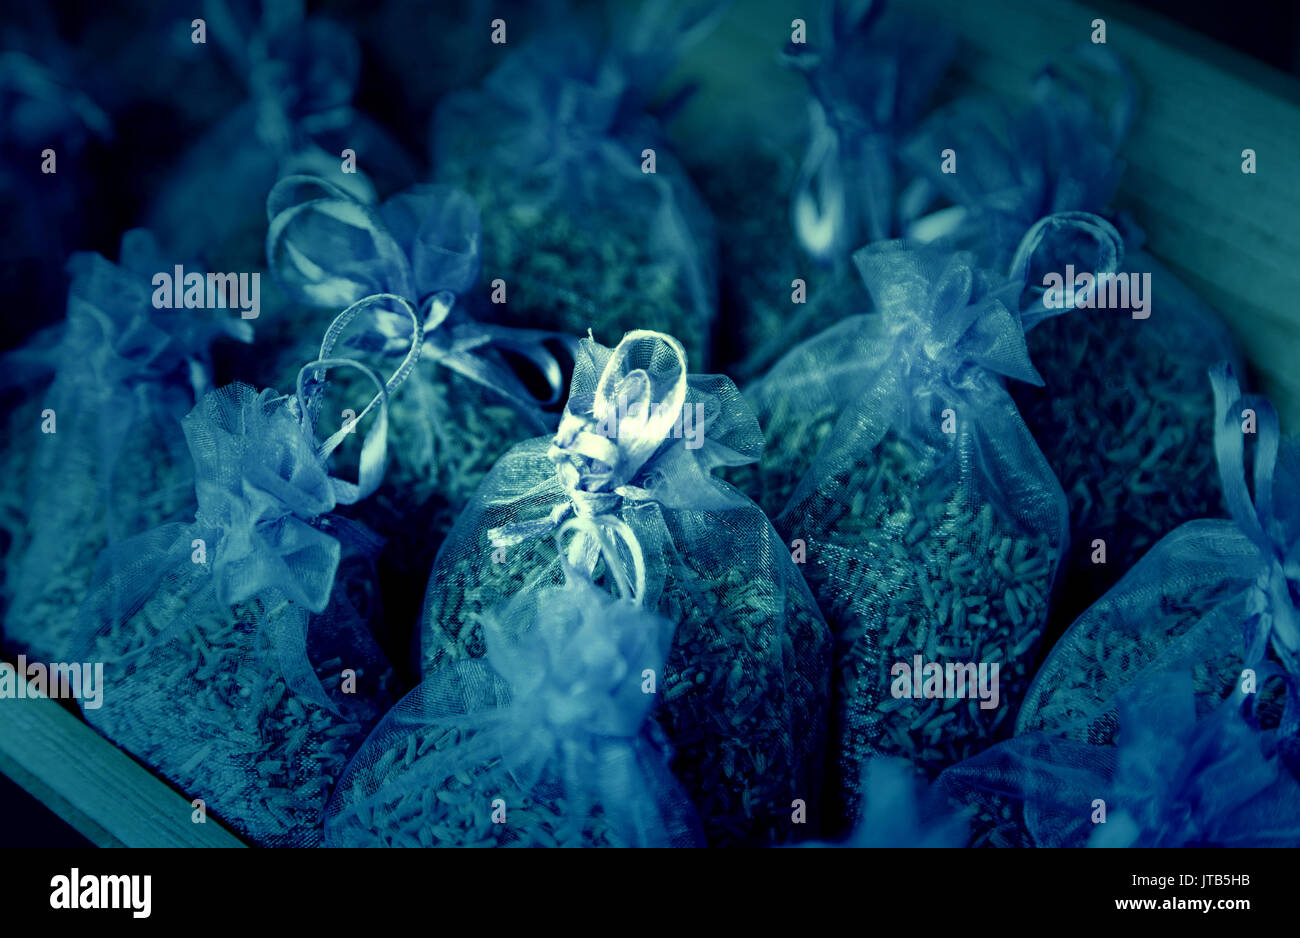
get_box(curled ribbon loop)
[267,176,575,412]
[556,514,648,607]
[1008,210,1125,329]
[488,330,716,592]
[296,293,423,504]
[1210,361,1300,756]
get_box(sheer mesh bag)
[420,330,832,845]
[430,1,722,361]
[327,570,703,847]
[901,45,1243,625]
[72,299,420,846]
[2,229,250,661]
[937,363,1300,846]
[736,221,1117,836]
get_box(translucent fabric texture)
[73,379,397,847]
[786,0,956,260]
[327,574,704,847]
[266,177,570,601]
[430,1,721,361]
[73,301,418,846]
[148,11,414,273]
[714,1,953,383]
[899,44,1131,270]
[2,229,252,662]
[902,47,1242,626]
[937,363,1300,846]
[738,236,1072,836]
[422,330,832,845]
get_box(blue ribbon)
[488,330,759,601]
[1209,362,1300,758]
[1007,210,1125,329]
[122,295,421,713]
[850,240,1042,391]
[267,174,575,409]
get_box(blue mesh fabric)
[2,229,250,662]
[739,237,1068,836]
[327,575,703,847]
[73,381,397,847]
[420,330,833,845]
[936,364,1300,847]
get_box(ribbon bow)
[330,575,701,847]
[489,330,759,601]
[192,294,421,613]
[1210,363,1300,683]
[51,230,253,409]
[267,175,574,409]
[1092,673,1300,847]
[851,241,1042,390]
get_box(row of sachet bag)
[2,0,1296,845]
[17,238,1297,849]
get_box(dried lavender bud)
[3,409,192,662]
[725,399,839,520]
[332,725,632,848]
[424,528,828,847]
[442,159,713,359]
[85,565,394,847]
[781,430,1055,828]
[1010,285,1230,638]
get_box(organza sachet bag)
[703,0,954,381]
[901,46,1242,626]
[938,670,1300,848]
[72,297,422,846]
[149,7,413,273]
[1,229,251,662]
[422,330,832,845]
[952,362,1300,847]
[266,175,572,609]
[431,0,722,359]
[326,563,704,847]
[735,218,1119,836]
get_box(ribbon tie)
[267,174,574,409]
[1210,363,1300,666]
[489,330,759,602]
[66,229,254,400]
[787,1,956,256]
[851,240,1042,391]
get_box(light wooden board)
[669,0,1300,429]
[0,683,245,848]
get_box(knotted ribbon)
[142,294,422,712]
[488,330,756,605]
[267,174,574,409]
[1210,362,1300,758]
